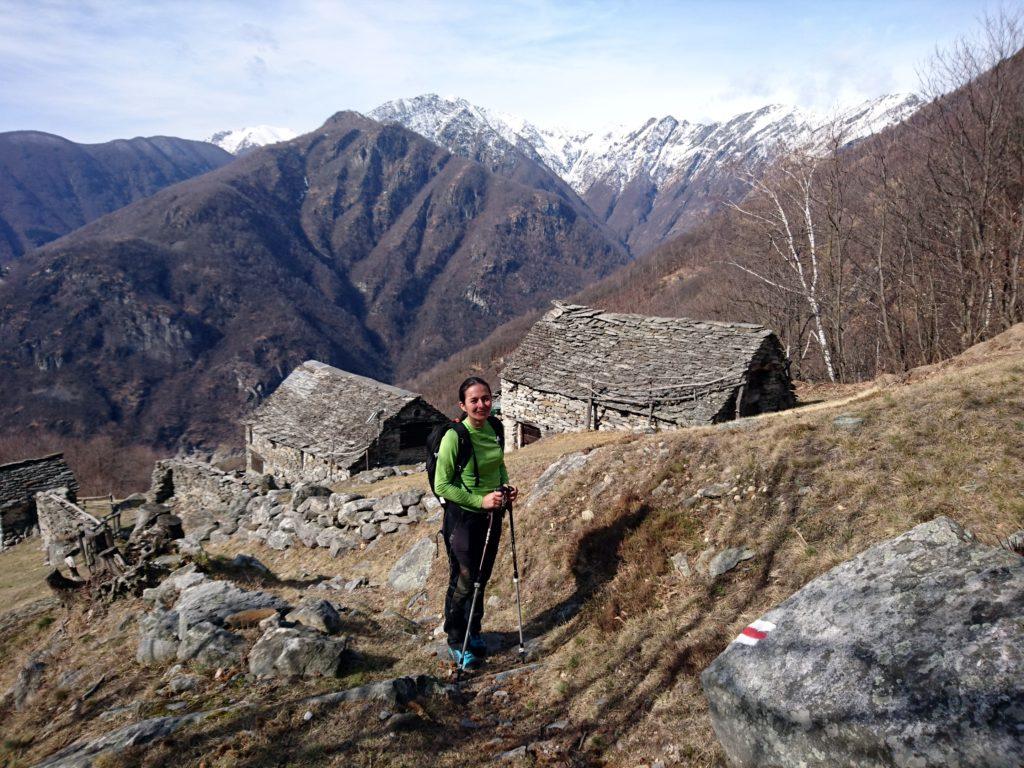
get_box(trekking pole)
[459,508,495,676]
[504,487,526,661]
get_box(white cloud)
[0,0,997,142]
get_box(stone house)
[0,452,78,546]
[500,302,795,447]
[244,360,449,484]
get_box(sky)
[0,0,1005,143]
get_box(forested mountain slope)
[0,112,628,448]
[0,131,233,262]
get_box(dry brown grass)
[2,349,1022,767]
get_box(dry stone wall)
[0,454,78,545]
[247,433,348,485]
[150,459,253,523]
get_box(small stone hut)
[500,302,794,446]
[244,360,448,484]
[0,452,78,546]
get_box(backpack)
[426,416,505,504]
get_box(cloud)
[0,0,996,142]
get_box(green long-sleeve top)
[434,420,509,511]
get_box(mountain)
[368,96,614,236]
[207,125,298,155]
[371,93,923,255]
[0,131,233,263]
[0,112,628,447]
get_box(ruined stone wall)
[151,458,253,516]
[0,454,78,544]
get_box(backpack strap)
[451,421,475,491]
[487,415,505,451]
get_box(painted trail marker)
[733,619,776,647]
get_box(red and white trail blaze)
[733,619,776,647]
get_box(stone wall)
[246,432,350,486]
[734,337,795,418]
[151,458,253,520]
[0,453,78,545]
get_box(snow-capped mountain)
[370,93,923,254]
[206,125,297,156]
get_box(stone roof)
[502,302,779,424]
[0,452,78,509]
[247,361,432,466]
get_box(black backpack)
[426,416,505,503]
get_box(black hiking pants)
[443,504,503,648]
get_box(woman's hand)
[481,491,505,510]
[505,486,519,503]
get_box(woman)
[434,376,519,669]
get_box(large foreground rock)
[174,579,287,637]
[388,537,435,591]
[248,626,349,678]
[701,517,1024,767]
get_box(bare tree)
[727,136,846,382]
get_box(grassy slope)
[1,335,1021,767]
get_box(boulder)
[329,492,362,511]
[298,496,330,520]
[701,547,755,578]
[248,496,276,525]
[296,521,324,548]
[277,515,300,533]
[375,495,405,516]
[247,529,269,544]
[360,523,379,541]
[291,483,331,510]
[701,517,1024,768]
[6,657,46,711]
[229,554,272,576]
[266,531,295,550]
[248,626,348,679]
[286,599,343,634]
[528,452,593,507]
[176,621,245,668]
[698,483,732,499]
[329,536,358,558]
[337,507,369,527]
[136,610,181,665]
[173,580,287,638]
[142,565,207,608]
[315,526,347,548]
[388,537,435,592]
[399,490,424,508]
[341,498,376,515]
[670,552,692,578]
[380,520,400,534]
[405,504,424,523]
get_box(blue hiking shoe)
[467,634,488,657]
[448,646,481,670]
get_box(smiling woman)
[432,375,519,669]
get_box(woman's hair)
[458,376,492,404]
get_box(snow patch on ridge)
[207,125,297,156]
